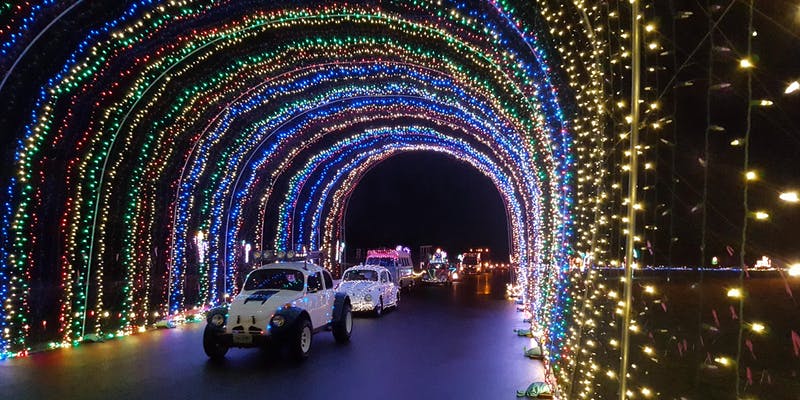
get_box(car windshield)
[343,269,378,281]
[365,257,394,267]
[244,269,304,291]
[463,255,479,265]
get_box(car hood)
[229,290,303,316]
[337,280,379,296]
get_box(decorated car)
[203,259,352,361]
[460,248,489,274]
[337,265,399,316]
[421,248,458,285]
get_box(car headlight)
[210,313,225,327]
[365,294,372,302]
[271,315,285,327]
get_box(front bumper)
[206,315,302,348]
[209,324,302,347]
[212,331,273,348]
[421,278,450,284]
[350,300,378,312]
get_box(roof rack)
[252,249,321,264]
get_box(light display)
[271,125,532,251]
[1,0,594,373]
[14,0,759,397]
[6,0,796,398]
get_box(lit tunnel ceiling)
[0,0,606,376]
[273,126,529,264]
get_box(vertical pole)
[696,0,715,389]
[80,252,90,340]
[342,198,348,266]
[735,1,755,396]
[620,1,641,399]
[701,0,714,273]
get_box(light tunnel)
[282,126,529,255]
[274,127,530,264]
[0,1,601,377]
[315,139,526,274]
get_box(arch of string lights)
[0,0,607,390]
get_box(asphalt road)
[0,272,544,400]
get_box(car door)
[321,270,335,323]
[306,272,325,328]
[380,270,392,303]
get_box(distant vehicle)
[364,246,416,291]
[422,248,458,284]
[337,265,399,316]
[203,259,352,361]
[461,252,483,274]
[753,256,776,271]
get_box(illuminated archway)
[0,3,606,390]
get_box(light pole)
[620,1,642,399]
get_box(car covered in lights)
[422,248,458,284]
[460,249,489,274]
[337,265,399,316]
[203,260,353,361]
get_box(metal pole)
[735,2,755,396]
[620,1,641,399]
[342,194,349,266]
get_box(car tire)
[203,326,228,360]
[290,318,312,361]
[374,297,383,317]
[394,291,400,310]
[332,302,352,343]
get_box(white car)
[203,261,353,361]
[337,265,399,316]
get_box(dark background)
[344,152,510,263]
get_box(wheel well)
[332,292,352,322]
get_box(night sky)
[344,152,509,263]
